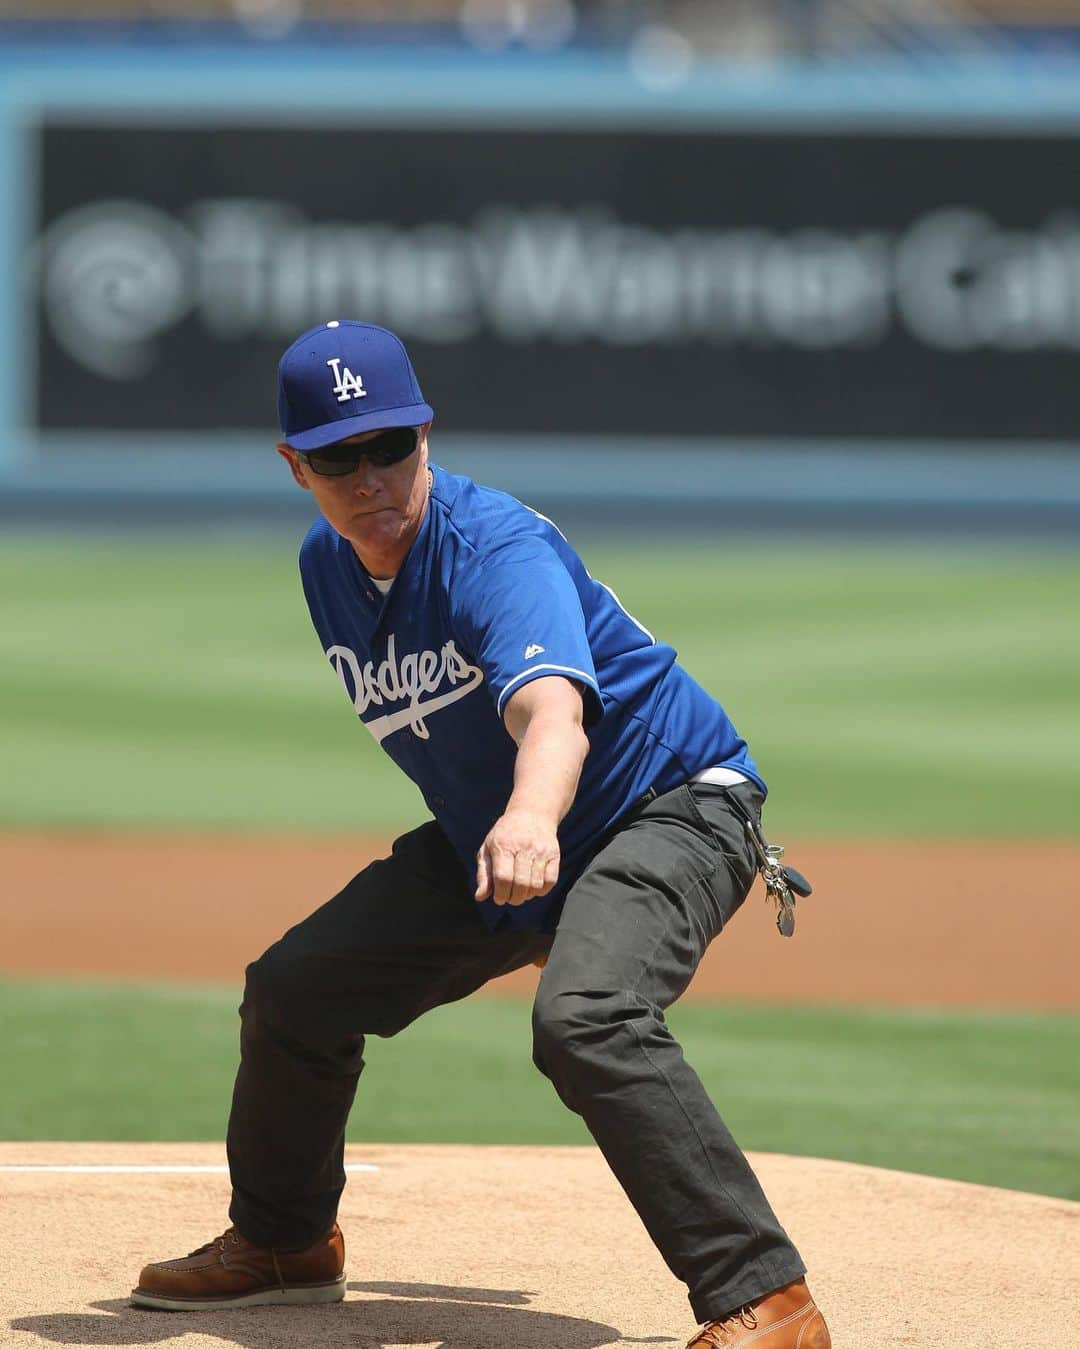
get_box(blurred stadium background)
[6,0,1080,533]
[2,0,1077,1201]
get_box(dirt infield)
[2,832,1077,1006]
[3,1142,1078,1348]
[5,835,1079,1346]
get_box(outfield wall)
[3,46,1080,531]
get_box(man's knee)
[242,939,417,1042]
[532,987,641,1086]
[241,940,314,1035]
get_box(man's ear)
[277,443,310,491]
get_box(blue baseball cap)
[277,320,435,451]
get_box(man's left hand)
[475,808,561,906]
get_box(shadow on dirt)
[9,1281,679,1347]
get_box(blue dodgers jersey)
[299,465,765,933]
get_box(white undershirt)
[690,765,748,787]
[371,574,395,595]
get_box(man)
[132,320,830,1349]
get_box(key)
[765,872,797,938]
[742,820,804,938]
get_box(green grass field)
[1,535,1076,838]
[3,534,1077,1195]
[3,977,1077,1201]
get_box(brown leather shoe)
[131,1223,346,1310]
[686,1278,830,1348]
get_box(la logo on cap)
[277,320,434,449]
[327,356,367,403]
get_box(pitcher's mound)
[2,1142,1077,1348]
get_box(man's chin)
[344,515,400,549]
[346,509,396,534]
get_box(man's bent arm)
[474,675,589,907]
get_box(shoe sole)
[130,1274,346,1311]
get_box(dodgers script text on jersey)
[299,466,765,932]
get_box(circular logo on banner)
[39,201,193,380]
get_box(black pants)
[226,781,806,1323]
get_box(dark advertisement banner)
[30,120,1080,440]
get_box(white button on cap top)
[326,320,340,328]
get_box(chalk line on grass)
[0,1163,379,1174]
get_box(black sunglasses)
[299,426,419,477]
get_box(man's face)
[277,424,430,573]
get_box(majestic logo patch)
[524,643,545,659]
[326,356,367,403]
[326,634,483,742]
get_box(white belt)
[690,765,749,787]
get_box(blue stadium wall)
[2,43,1080,533]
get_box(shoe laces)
[188,1227,242,1258]
[187,1226,286,1293]
[688,1306,759,1347]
